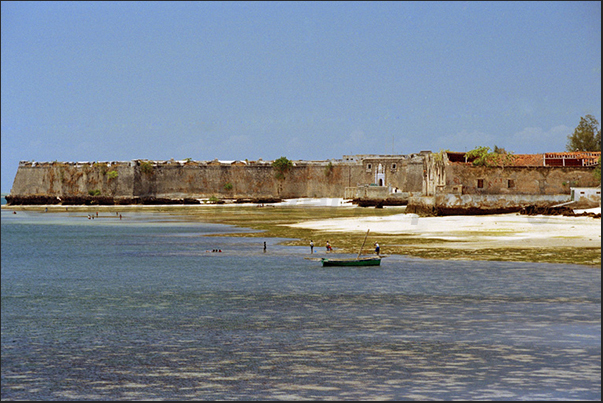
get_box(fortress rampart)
[7,155,425,204]
[6,152,599,215]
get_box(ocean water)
[1,206,601,400]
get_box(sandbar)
[287,208,601,250]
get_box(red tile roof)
[446,151,600,167]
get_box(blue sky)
[2,1,601,193]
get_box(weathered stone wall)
[407,194,573,216]
[571,187,602,207]
[360,155,425,191]
[129,161,368,199]
[409,154,600,215]
[8,158,408,202]
[10,154,597,211]
[9,162,136,198]
[444,164,600,195]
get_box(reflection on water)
[1,210,600,400]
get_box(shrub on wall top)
[272,156,293,180]
[140,161,154,175]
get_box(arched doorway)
[375,163,385,186]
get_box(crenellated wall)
[130,161,366,199]
[8,156,425,203]
[8,152,599,211]
[9,161,136,198]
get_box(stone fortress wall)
[6,152,600,215]
[7,154,425,204]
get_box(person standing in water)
[310,240,314,254]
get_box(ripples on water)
[1,210,600,400]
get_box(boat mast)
[356,229,370,259]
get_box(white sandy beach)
[285,199,601,250]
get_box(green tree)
[272,156,293,180]
[466,146,493,166]
[566,115,601,152]
[464,146,515,167]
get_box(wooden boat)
[321,256,381,266]
[320,229,381,267]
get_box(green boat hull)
[321,257,381,267]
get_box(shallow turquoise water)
[1,208,600,400]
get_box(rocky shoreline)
[519,204,601,218]
[405,201,601,218]
[4,194,600,218]
[4,194,282,206]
